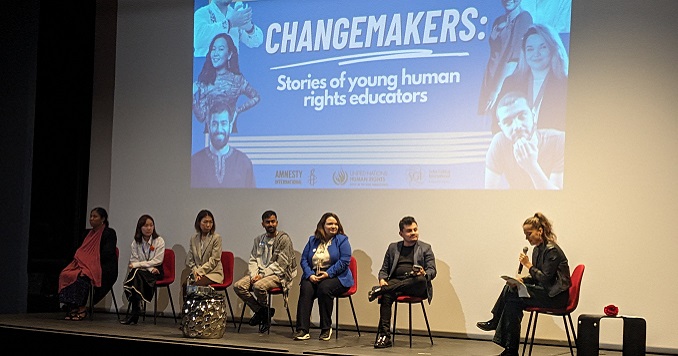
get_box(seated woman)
[58,207,118,321]
[183,209,224,302]
[120,214,166,325]
[476,212,571,356]
[293,212,353,341]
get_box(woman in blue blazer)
[293,212,353,341]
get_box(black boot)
[121,300,140,325]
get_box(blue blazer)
[300,233,354,288]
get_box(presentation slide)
[191,0,571,190]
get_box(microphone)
[518,246,528,274]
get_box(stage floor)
[0,312,621,355]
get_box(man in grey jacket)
[234,210,297,332]
[368,216,437,348]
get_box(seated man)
[233,210,297,333]
[485,91,565,190]
[367,216,437,348]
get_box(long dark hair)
[197,33,241,86]
[314,212,345,241]
[133,214,160,244]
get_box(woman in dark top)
[476,212,571,356]
[58,207,118,321]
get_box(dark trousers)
[377,275,428,336]
[491,284,569,350]
[295,277,348,332]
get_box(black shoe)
[476,320,498,331]
[120,314,139,325]
[249,308,264,326]
[368,286,382,302]
[374,334,392,348]
[257,308,276,332]
[259,320,270,333]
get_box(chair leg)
[153,286,159,324]
[522,311,535,356]
[110,289,120,320]
[408,302,413,348]
[89,285,94,320]
[285,304,294,333]
[237,303,246,333]
[420,301,433,345]
[224,290,237,329]
[566,313,577,348]
[392,301,399,344]
[348,296,361,336]
[166,285,178,323]
[562,314,575,356]
[335,297,340,339]
[528,313,540,356]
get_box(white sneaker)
[319,328,332,341]
[293,329,310,340]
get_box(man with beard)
[191,94,255,188]
[485,91,564,189]
[233,210,297,333]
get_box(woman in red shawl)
[58,207,118,320]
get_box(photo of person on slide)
[193,0,263,57]
[494,24,568,132]
[485,91,564,190]
[191,94,255,188]
[193,32,260,134]
[478,0,533,117]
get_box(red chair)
[391,295,433,347]
[521,264,585,356]
[89,247,120,320]
[334,256,360,339]
[209,251,237,329]
[147,248,177,324]
[237,285,295,334]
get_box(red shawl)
[58,226,104,292]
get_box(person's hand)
[309,274,319,283]
[151,267,160,275]
[227,6,252,28]
[194,272,202,282]
[379,279,389,287]
[251,274,262,282]
[513,137,539,172]
[316,271,329,281]
[519,252,533,271]
[128,263,134,269]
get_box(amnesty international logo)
[308,169,317,186]
[332,168,348,186]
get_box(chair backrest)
[157,248,175,285]
[343,256,358,296]
[221,251,234,287]
[565,264,585,313]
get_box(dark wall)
[1,1,104,313]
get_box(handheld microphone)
[518,246,528,274]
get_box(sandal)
[69,309,88,321]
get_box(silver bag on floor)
[180,285,227,338]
